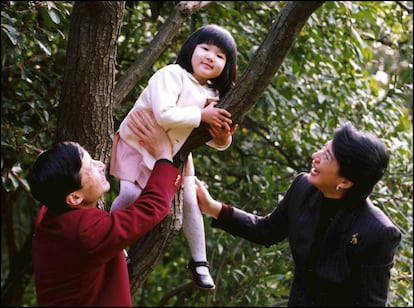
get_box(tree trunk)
[56,1,125,166]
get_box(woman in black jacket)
[195,122,401,306]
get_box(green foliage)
[2,1,71,185]
[1,1,72,305]
[1,1,412,306]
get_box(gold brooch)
[350,233,359,245]
[174,174,182,187]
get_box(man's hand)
[127,110,173,161]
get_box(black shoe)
[187,259,216,290]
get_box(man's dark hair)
[27,141,84,213]
[332,122,389,201]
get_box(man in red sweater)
[28,111,181,306]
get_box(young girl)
[110,24,238,290]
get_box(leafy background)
[1,1,412,306]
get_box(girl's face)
[307,140,347,198]
[191,43,226,85]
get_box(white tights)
[110,154,209,275]
[110,180,142,213]
[183,154,210,275]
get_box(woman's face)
[191,43,226,85]
[308,140,346,198]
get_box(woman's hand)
[194,176,223,219]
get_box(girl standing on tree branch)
[110,24,238,290]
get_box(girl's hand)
[201,102,232,128]
[209,123,238,146]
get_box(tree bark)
[56,1,125,165]
[128,0,325,294]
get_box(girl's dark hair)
[332,122,389,201]
[27,141,84,213]
[176,24,237,97]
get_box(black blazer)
[212,172,401,306]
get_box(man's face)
[77,151,110,207]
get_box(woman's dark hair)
[332,122,389,201]
[27,141,84,213]
[175,24,237,97]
